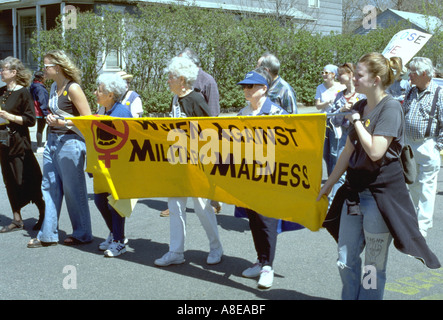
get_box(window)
[18,8,46,70]
[308,0,320,8]
[104,49,122,71]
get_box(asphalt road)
[1,107,442,307]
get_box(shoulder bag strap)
[425,86,441,138]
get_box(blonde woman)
[0,57,45,232]
[318,53,440,299]
[28,50,93,248]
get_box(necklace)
[0,84,17,109]
[57,79,68,97]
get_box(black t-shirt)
[348,95,404,172]
[173,91,210,117]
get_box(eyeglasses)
[44,64,56,70]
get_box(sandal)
[27,238,57,248]
[160,209,170,217]
[213,203,222,214]
[0,220,24,233]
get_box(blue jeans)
[324,124,347,206]
[38,133,92,243]
[324,125,347,176]
[337,189,393,300]
[94,192,125,241]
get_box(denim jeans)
[94,193,125,241]
[337,189,393,300]
[38,133,92,243]
[407,137,441,236]
[324,125,347,176]
[168,197,222,254]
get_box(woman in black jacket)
[0,57,45,232]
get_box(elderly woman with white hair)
[154,56,223,267]
[403,57,443,238]
[93,73,133,257]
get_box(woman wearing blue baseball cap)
[234,67,290,289]
[236,68,286,116]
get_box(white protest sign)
[382,29,432,65]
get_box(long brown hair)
[0,56,32,87]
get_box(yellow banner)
[70,114,328,231]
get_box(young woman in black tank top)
[27,50,93,248]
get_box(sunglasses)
[44,64,56,70]
[241,84,265,89]
[321,71,332,75]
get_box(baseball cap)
[323,64,338,75]
[116,70,133,81]
[237,71,268,87]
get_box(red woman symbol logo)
[91,119,130,168]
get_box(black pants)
[246,209,278,267]
[36,117,46,148]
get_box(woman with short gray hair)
[96,73,127,107]
[154,55,222,267]
[93,73,133,257]
[166,56,200,92]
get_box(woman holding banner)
[28,50,93,248]
[318,52,440,300]
[234,67,301,290]
[93,73,133,257]
[154,56,223,267]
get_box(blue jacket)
[30,81,49,116]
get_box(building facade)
[0,0,343,70]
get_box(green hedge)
[31,3,442,114]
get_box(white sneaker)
[258,266,274,289]
[99,233,113,251]
[104,241,126,257]
[242,261,262,278]
[207,247,223,265]
[99,233,128,251]
[154,252,185,267]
